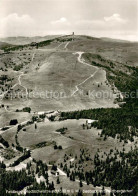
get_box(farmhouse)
[85,119,98,129]
[51,170,59,176]
[38,111,45,115]
[87,119,96,125]
[46,110,59,118]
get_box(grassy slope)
[60,38,138,141]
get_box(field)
[2,117,136,195]
[15,119,135,162]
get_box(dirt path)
[14,51,36,95]
[71,52,99,96]
[56,42,65,49]
[0,51,35,102]
[18,72,28,95]
[64,41,70,49]
[31,52,35,61]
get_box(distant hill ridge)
[1,35,138,52]
[0,41,13,50]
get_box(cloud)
[0,13,35,37]
[1,13,34,25]
[0,12,132,41]
[74,13,127,31]
[104,14,127,23]
[51,17,70,25]
[53,17,67,23]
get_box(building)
[86,119,97,129]
[38,111,45,115]
[87,119,96,124]
[51,170,59,176]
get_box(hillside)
[100,37,131,43]
[0,35,61,45]
[0,35,137,195]
[0,41,13,50]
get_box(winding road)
[64,41,70,49]
[71,52,99,96]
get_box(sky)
[0,0,138,41]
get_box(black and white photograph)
[0,0,138,195]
